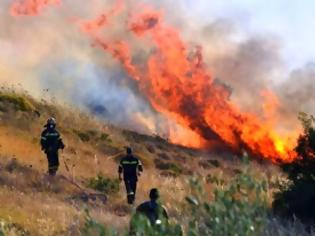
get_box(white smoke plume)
[0,0,312,145]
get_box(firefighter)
[131,188,168,231]
[40,117,65,176]
[118,147,143,204]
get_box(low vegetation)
[82,160,268,235]
[73,129,92,142]
[0,92,35,112]
[0,89,314,235]
[154,159,183,176]
[87,175,120,194]
[273,112,315,222]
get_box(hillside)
[0,88,307,235]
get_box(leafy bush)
[273,112,315,221]
[129,214,183,236]
[0,219,29,236]
[82,210,183,236]
[82,210,117,236]
[87,175,120,194]
[99,133,110,142]
[82,160,268,236]
[206,174,225,185]
[0,92,34,112]
[154,159,183,176]
[186,162,268,236]
[73,129,91,142]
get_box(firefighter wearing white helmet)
[40,117,65,176]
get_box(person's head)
[46,117,56,130]
[126,147,132,155]
[149,188,160,201]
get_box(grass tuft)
[87,175,120,194]
[0,92,35,112]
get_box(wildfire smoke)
[7,0,304,162]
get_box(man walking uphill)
[40,117,65,176]
[118,147,143,204]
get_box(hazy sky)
[182,0,315,70]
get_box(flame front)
[10,0,299,162]
[10,0,60,16]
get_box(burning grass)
[0,89,309,235]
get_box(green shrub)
[73,130,110,143]
[87,175,120,194]
[206,174,225,185]
[154,159,183,176]
[273,112,315,221]
[99,133,110,142]
[82,160,268,236]
[209,159,220,168]
[0,219,29,236]
[186,161,268,236]
[0,92,34,112]
[82,209,183,236]
[129,214,183,236]
[73,129,91,142]
[82,210,117,236]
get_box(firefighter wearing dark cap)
[118,147,143,204]
[129,188,169,234]
[136,188,168,225]
[40,117,65,176]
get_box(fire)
[10,0,299,162]
[168,124,207,149]
[275,139,285,155]
[261,90,280,121]
[82,5,297,162]
[10,0,61,16]
[79,0,124,33]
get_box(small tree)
[273,112,315,221]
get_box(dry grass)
[0,89,303,235]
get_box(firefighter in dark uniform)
[40,117,65,176]
[118,147,143,204]
[136,188,168,225]
[129,188,168,234]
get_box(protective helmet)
[126,147,132,155]
[46,117,56,128]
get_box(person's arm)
[58,138,65,150]
[136,203,145,215]
[118,160,123,181]
[40,130,47,151]
[138,160,143,176]
[163,207,169,220]
[55,131,65,150]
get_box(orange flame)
[10,0,60,16]
[79,0,124,33]
[10,0,299,162]
[82,5,297,162]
